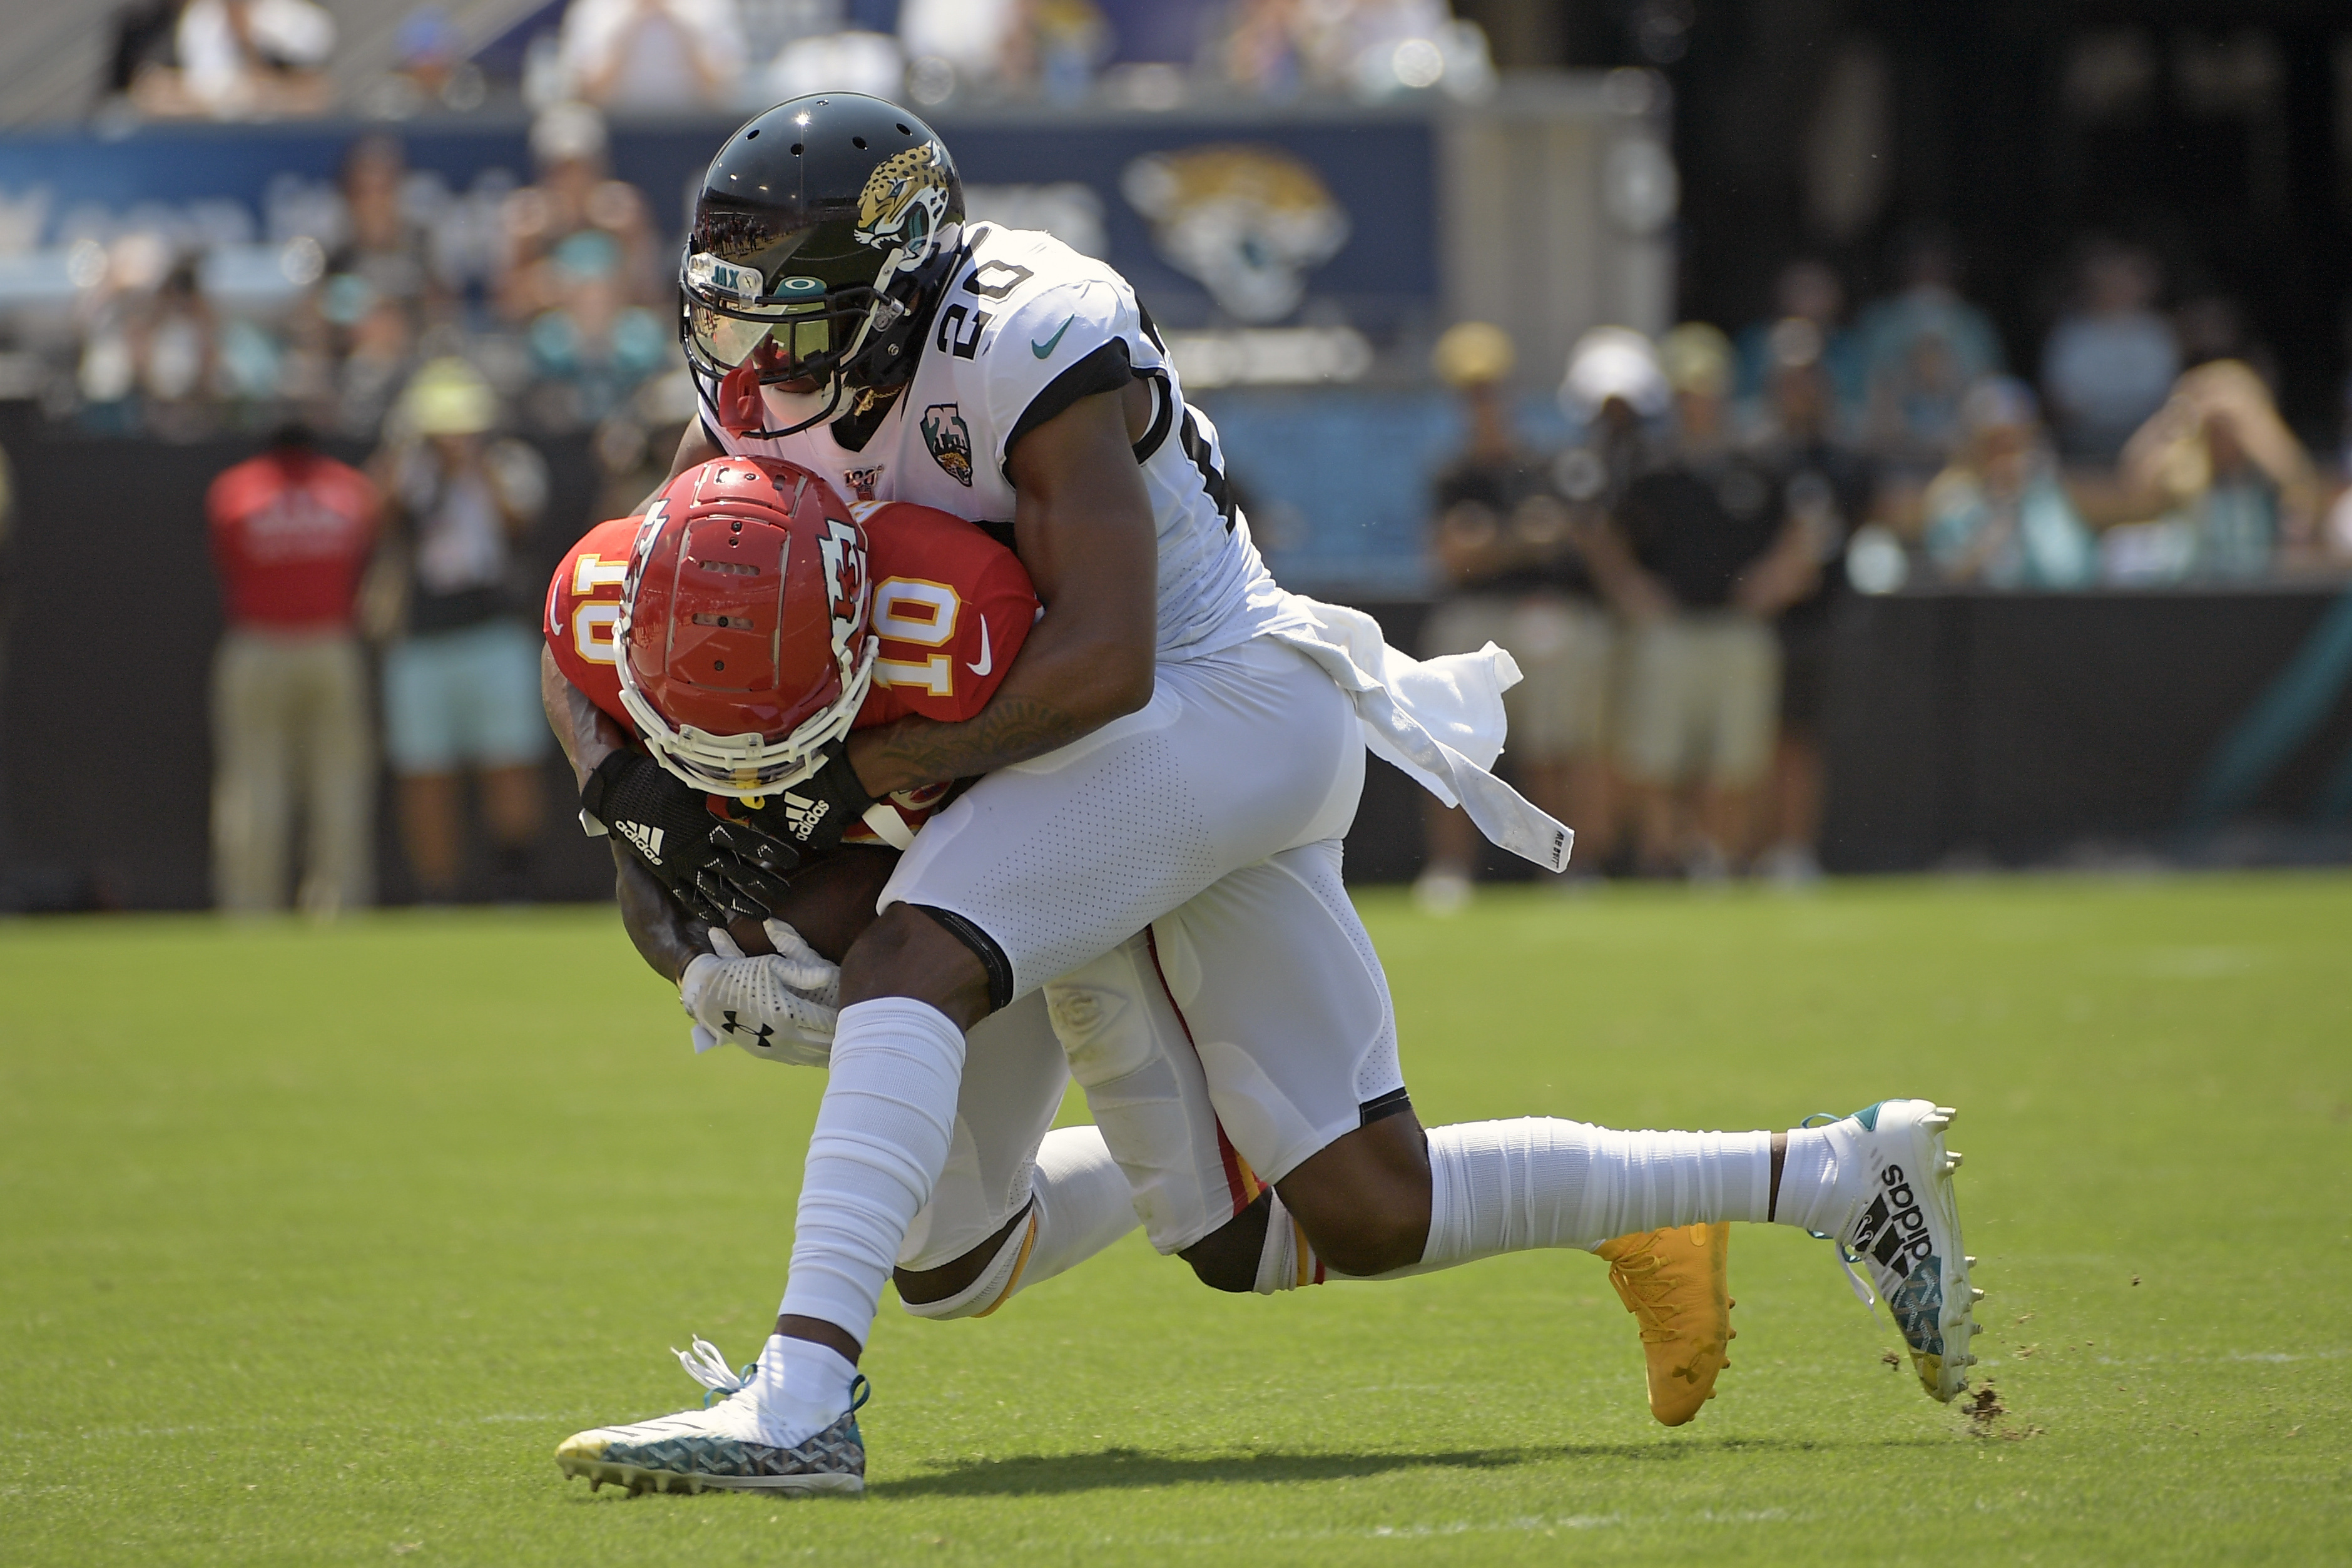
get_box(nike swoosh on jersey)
[1031,317,1075,358]
[965,614,993,677]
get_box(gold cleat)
[1596,1223,1735,1426]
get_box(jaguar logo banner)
[1119,144,1352,323]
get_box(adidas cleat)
[1811,1100,1976,1403]
[1596,1223,1735,1426]
[555,1338,868,1495]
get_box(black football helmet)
[681,94,965,438]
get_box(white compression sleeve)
[776,997,967,1342]
[899,1126,1138,1320]
[1418,1120,1773,1268]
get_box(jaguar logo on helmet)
[855,140,954,270]
[1121,145,1350,323]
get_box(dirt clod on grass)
[1965,1383,2008,1433]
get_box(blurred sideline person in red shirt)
[206,424,380,915]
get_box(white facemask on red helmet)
[614,457,875,798]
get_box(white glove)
[679,919,842,1068]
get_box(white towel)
[1265,594,1574,873]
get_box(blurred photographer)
[370,359,551,901]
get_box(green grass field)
[3,874,2347,1564]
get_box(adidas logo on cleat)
[616,820,666,864]
[1851,1165,1933,1278]
[1850,1163,1947,1359]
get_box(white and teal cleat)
[1810,1100,1979,1404]
[555,1338,869,1495]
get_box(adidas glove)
[719,738,876,870]
[581,750,797,922]
[680,920,840,1068]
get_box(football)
[727,845,900,962]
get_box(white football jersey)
[697,223,1310,661]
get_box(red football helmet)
[614,456,874,798]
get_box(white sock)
[1771,1121,1860,1235]
[1418,1119,1773,1268]
[773,997,965,1387]
[1252,1190,1324,1293]
[725,1333,858,1447]
[899,1127,1138,1320]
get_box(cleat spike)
[1965,1255,1978,1266]
[1923,1114,1951,1132]
[1970,1287,1986,1301]
[1935,1106,1958,1123]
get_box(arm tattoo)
[862,694,1088,792]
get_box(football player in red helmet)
[550,455,1035,928]
[541,458,1749,1501]
[546,98,1962,1500]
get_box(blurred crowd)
[1413,240,2352,900]
[15,0,1504,445]
[101,0,1496,123]
[11,108,691,463]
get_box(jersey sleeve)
[853,502,1039,727]
[954,260,1139,481]
[543,516,643,734]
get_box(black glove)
[581,750,797,921]
[726,738,875,868]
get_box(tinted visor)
[688,299,833,373]
[686,270,838,374]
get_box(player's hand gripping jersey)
[547,490,1038,848]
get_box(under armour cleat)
[1596,1223,1735,1426]
[555,1338,868,1495]
[1811,1100,1977,1403]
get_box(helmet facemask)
[681,129,965,440]
[615,629,877,798]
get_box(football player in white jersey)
[554,94,1978,1495]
